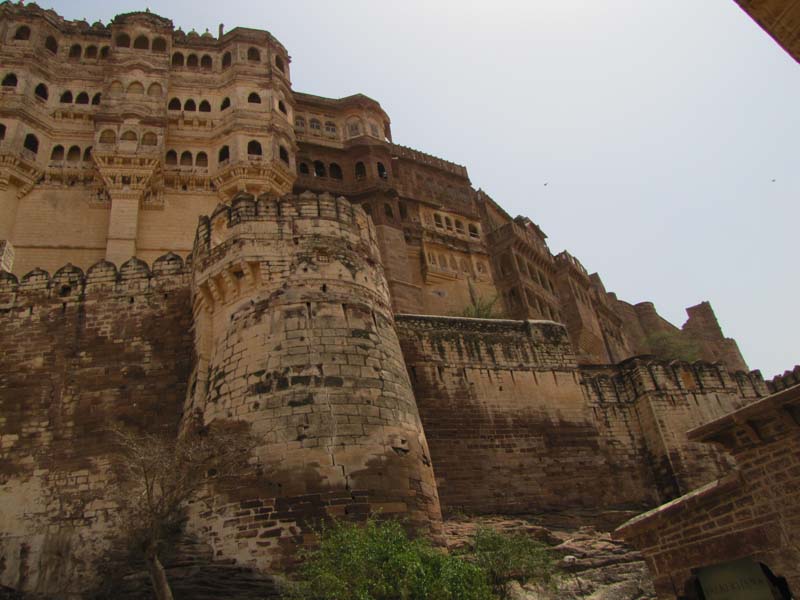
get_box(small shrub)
[646,330,702,362]
[286,518,492,600]
[467,527,559,597]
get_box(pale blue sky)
[40,0,799,378]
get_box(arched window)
[200,55,212,70]
[75,92,89,104]
[309,118,321,131]
[165,150,177,165]
[171,52,184,67]
[275,56,285,72]
[198,100,211,112]
[152,37,167,52]
[355,161,366,179]
[2,73,18,87]
[83,147,92,161]
[184,99,196,111]
[45,36,58,54]
[23,133,39,154]
[85,46,98,59]
[99,129,116,144]
[220,97,231,110]
[444,216,453,230]
[295,116,305,128]
[277,100,287,114]
[13,26,31,41]
[196,152,208,167]
[0,124,6,141]
[218,145,230,163]
[434,214,443,228]
[67,146,81,162]
[127,82,144,95]
[313,161,326,177]
[168,97,181,110]
[247,47,260,61]
[50,145,65,161]
[116,33,131,48]
[399,202,408,220]
[247,140,262,156]
[247,92,261,104]
[330,163,343,179]
[279,146,289,164]
[377,162,387,179]
[100,46,110,59]
[455,220,465,234]
[110,81,124,96]
[186,54,198,68]
[60,91,73,103]
[180,151,193,166]
[91,93,102,105]
[34,83,48,100]
[222,51,232,68]
[384,203,394,220]
[468,224,479,238]
[147,83,163,98]
[133,35,149,50]
[120,130,138,142]
[298,162,309,175]
[141,132,157,146]
[324,121,337,135]
[348,121,361,137]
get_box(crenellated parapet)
[767,365,800,393]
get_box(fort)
[0,3,796,598]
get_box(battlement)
[580,356,766,405]
[766,365,800,393]
[0,252,188,307]
[390,144,469,179]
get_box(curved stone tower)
[185,190,441,569]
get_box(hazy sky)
[40,0,799,378]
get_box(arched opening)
[152,37,167,52]
[298,162,309,175]
[100,46,110,59]
[279,146,289,164]
[184,99,196,111]
[468,224,479,238]
[247,47,260,61]
[85,45,98,59]
[384,203,394,220]
[0,124,6,141]
[309,118,321,131]
[99,130,116,144]
[399,202,408,220]
[200,55,212,70]
[434,213,443,228]
[325,121,337,135]
[60,91,73,103]
[116,33,131,48]
[147,83,163,98]
[218,145,230,163]
[330,163,343,179]
[186,54,198,68]
[171,52,184,67]
[67,146,81,162]
[444,216,453,231]
[377,162,387,179]
[222,52,232,68]
[83,147,92,161]
[355,161,366,180]
[165,150,177,165]
[247,140,262,156]
[180,151,193,166]
[127,81,144,95]
[348,121,361,137]
[247,92,261,104]
[2,73,18,87]
[196,152,208,167]
[23,133,39,154]
[314,161,326,177]
[50,145,65,161]
[275,55,285,72]
[75,92,89,104]
[220,97,231,110]
[45,36,58,54]
[91,93,102,105]
[277,100,287,114]
[34,83,48,100]
[295,116,305,128]
[455,220,465,234]
[168,97,181,111]
[120,130,138,142]
[13,26,31,41]
[198,100,211,112]
[141,132,157,146]
[133,35,149,50]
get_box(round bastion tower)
[185,190,442,569]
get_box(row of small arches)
[12,26,114,60]
[50,145,93,163]
[98,130,159,146]
[433,213,480,238]
[218,142,290,164]
[167,94,286,114]
[114,33,168,52]
[109,81,164,97]
[171,49,284,72]
[298,161,388,181]
[295,117,337,135]
[166,150,209,167]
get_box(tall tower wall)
[186,191,441,570]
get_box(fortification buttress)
[186,190,441,568]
